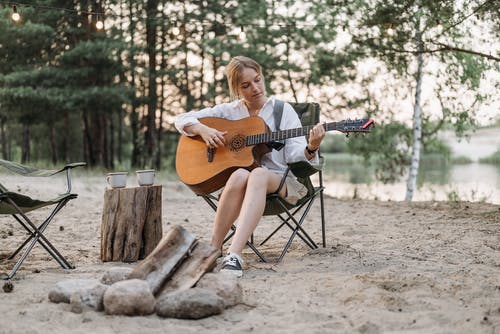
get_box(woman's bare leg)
[211,169,249,250]
[228,167,285,255]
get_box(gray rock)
[103,279,155,316]
[197,272,243,307]
[69,292,84,314]
[48,279,107,311]
[156,287,224,319]
[100,267,133,285]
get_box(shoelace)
[224,256,238,267]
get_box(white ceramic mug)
[106,172,128,188]
[136,169,155,186]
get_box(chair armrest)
[62,162,87,170]
[288,158,324,178]
[0,159,86,176]
[0,159,86,194]
[61,162,86,193]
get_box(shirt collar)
[237,96,275,111]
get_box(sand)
[0,173,499,334]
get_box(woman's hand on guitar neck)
[308,122,326,150]
[186,123,227,148]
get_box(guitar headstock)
[336,118,375,134]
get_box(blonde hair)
[225,56,263,100]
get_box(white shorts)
[216,170,308,205]
[282,174,308,205]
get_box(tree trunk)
[405,16,424,201]
[181,3,195,112]
[109,112,115,169]
[102,113,110,168]
[155,16,167,170]
[63,111,69,162]
[118,108,123,164]
[0,118,7,159]
[285,34,298,103]
[82,110,92,166]
[145,0,159,168]
[91,112,105,166]
[117,0,126,165]
[21,124,30,163]
[49,125,57,164]
[128,0,141,168]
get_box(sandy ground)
[0,173,499,334]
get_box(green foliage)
[321,134,349,153]
[347,122,411,183]
[310,48,357,85]
[452,156,473,164]
[0,0,497,172]
[479,149,500,165]
[421,136,451,157]
[452,53,488,89]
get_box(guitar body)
[176,117,271,195]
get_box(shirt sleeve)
[174,104,227,136]
[281,103,320,164]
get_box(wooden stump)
[101,185,162,262]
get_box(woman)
[175,56,325,277]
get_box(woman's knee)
[226,168,250,189]
[247,167,271,185]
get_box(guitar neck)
[246,122,339,146]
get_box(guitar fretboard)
[245,122,342,146]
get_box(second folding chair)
[0,160,86,280]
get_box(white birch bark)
[405,17,424,201]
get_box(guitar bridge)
[207,148,215,162]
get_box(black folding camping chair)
[200,102,326,262]
[0,160,86,280]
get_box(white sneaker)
[220,253,243,277]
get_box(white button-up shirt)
[175,96,318,176]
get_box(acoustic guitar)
[176,116,374,195]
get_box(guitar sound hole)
[229,135,245,152]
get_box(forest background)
[0,0,498,201]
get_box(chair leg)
[12,211,73,269]
[3,198,74,280]
[260,205,317,250]
[262,218,317,250]
[319,188,326,247]
[270,196,321,262]
[9,215,63,263]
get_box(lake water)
[321,127,500,204]
[322,160,500,204]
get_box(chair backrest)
[263,102,323,215]
[288,102,321,127]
